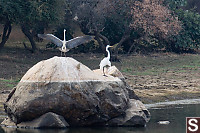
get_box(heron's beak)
[109,46,113,48]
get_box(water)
[146,104,200,133]
[0,104,199,133]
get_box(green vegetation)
[0,78,19,88]
[0,79,19,83]
[173,9,200,51]
[0,0,66,52]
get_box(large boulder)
[3,56,150,128]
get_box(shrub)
[171,9,200,51]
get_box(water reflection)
[0,127,149,133]
[0,104,199,133]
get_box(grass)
[0,78,20,83]
[119,54,200,76]
[0,78,20,89]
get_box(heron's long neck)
[63,30,66,42]
[106,47,110,59]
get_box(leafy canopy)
[0,0,65,29]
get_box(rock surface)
[2,112,69,128]
[3,56,150,128]
[93,66,125,80]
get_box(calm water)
[0,104,199,133]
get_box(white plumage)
[38,29,93,56]
[100,57,111,70]
[99,45,113,76]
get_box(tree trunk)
[114,28,131,54]
[166,41,180,53]
[97,33,110,46]
[95,35,105,52]
[128,42,135,54]
[0,21,12,50]
[94,31,108,52]
[114,35,130,54]
[128,36,145,54]
[21,25,37,53]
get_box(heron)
[99,45,113,76]
[38,29,94,56]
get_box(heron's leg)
[61,51,62,57]
[103,66,107,77]
[64,52,66,57]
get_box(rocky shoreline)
[145,98,200,109]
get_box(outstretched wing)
[66,35,94,49]
[38,34,63,47]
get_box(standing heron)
[38,29,94,56]
[99,45,113,76]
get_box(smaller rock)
[107,99,150,126]
[1,117,17,128]
[107,66,124,80]
[93,66,124,80]
[123,116,147,127]
[2,112,69,129]
[123,99,150,126]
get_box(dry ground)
[121,53,200,103]
[0,43,200,104]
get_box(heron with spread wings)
[38,29,94,56]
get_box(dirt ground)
[0,45,200,104]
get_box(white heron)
[99,45,113,76]
[38,29,94,56]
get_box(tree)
[170,9,200,51]
[129,0,182,52]
[66,0,109,51]
[0,0,65,52]
[66,0,136,53]
[164,0,200,52]
[0,1,12,50]
[66,0,182,54]
[164,0,187,9]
